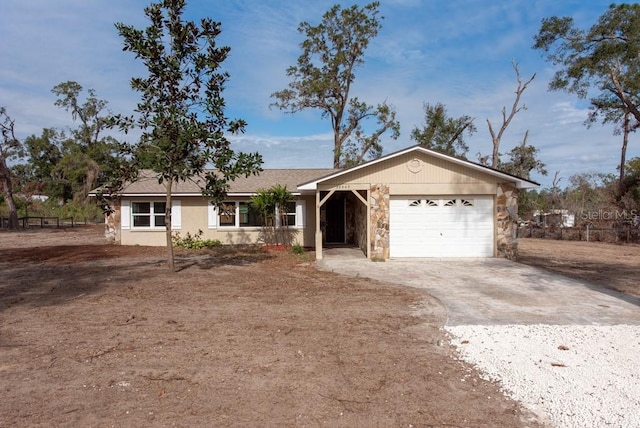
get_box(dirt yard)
[518,238,640,298]
[0,226,541,427]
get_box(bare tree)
[486,61,536,167]
[0,107,22,229]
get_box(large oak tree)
[271,2,400,168]
[534,4,640,191]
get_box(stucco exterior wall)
[119,195,313,247]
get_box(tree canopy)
[271,1,400,168]
[410,102,476,159]
[534,4,640,191]
[115,0,262,270]
[497,132,547,180]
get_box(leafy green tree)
[0,107,23,229]
[620,156,640,212]
[115,0,262,270]
[497,131,547,180]
[52,82,124,202]
[21,129,66,199]
[250,184,293,245]
[250,190,277,229]
[271,2,400,168]
[563,172,615,224]
[410,102,476,159]
[534,4,640,188]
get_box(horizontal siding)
[321,152,499,190]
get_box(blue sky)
[1,0,637,188]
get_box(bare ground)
[0,226,541,427]
[518,237,640,298]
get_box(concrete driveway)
[318,251,640,325]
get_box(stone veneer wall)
[496,183,519,260]
[353,191,368,255]
[370,184,390,260]
[105,199,121,244]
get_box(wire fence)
[518,224,639,244]
[0,216,102,229]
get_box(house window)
[219,201,265,227]
[444,199,456,207]
[132,201,166,228]
[239,202,264,227]
[460,199,474,207]
[281,201,297,227]
[217,200,303,228]
[219,202,236,227]
[425,199,438,207]
[409,199,421,207]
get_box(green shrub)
[172,230,221,249]
[291,244,304,255]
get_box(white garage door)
[389,196,494,258]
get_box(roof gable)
[298,145,539,190]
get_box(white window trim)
[208,203,218,229]
[171,200,181,230]
[121,200,131,229]
[217,201,246,229]
[275,200,305,228]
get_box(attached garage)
[389,196,494,257]
[288,146,538,260]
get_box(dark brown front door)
[325,197,345,243]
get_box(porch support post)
[366,188,371,259]
[315,190,323,260]
[349,189,370,259]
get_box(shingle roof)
[119,169,339,195]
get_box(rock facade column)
[496,183,519,260]
[370,184,390,260]
[104,199,121,244]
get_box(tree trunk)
[620,112,629,197]
[165,180,175,271]
[0,160,19,229]
[333,133,341,168]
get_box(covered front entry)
[389,196,494,257]
[316,189,370,259]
